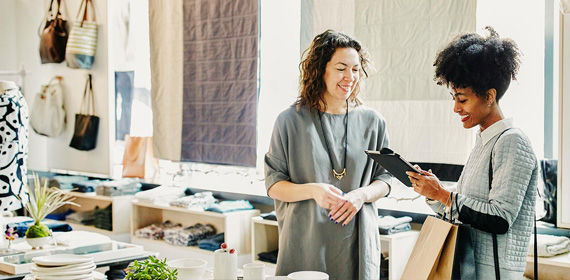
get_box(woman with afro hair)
[407,27,538,279]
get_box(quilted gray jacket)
[429,119,538,280]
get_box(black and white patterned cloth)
[0,82,29,211]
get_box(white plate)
[34,271,96,280]
[33,254,93,266]
[33,264,95,276]
[32,262,95,273]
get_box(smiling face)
[451,86,497,130]
[322,48,361,106]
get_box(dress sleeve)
[455,133,537,234]
[264,115,290,193]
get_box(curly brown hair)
[296,30,370,112]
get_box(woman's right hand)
[310,183,344,209]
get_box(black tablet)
[365,148,420,188]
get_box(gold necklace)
[318,100,348,180]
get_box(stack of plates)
[30,254,105,280]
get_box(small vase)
[25,236,52,249]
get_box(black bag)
[539,159,557,225]
[70,74,99,151]
[39,0,68,63]
[452,223,476,279]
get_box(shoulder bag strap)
[488,128,539,280]
[488,128,510,280]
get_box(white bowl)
[168,258,207,280]
[287,271,329,280]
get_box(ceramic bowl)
[287,271,329,280]
[168,258,207,280]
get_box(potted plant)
[21,174,77,249]
[126,256,178,280]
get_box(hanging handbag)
[66,0,97,69]
[30,76,66,137]
[39,0,69,64]
[122,135,158,178]
[69,74,99,151]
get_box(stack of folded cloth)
[528,234,570,257]
[46,209,75,221]
[198,232,225,251]
[134,186,186,204]
[93,205,112,231]
[72,180,106,193]
[135,221,182,240]
[52,175,89,190]
[169,192,217,210]
[260,211,277,221]
[205,200,254,213]
[258,250,278,264]
[378,215,412,235]
[164,223,216,246]
[96,179,141,196]
[66,210,96,225]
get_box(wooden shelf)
[55,193,133,242]
[131,201,259,264]
[251,217,279,265]
[527,252,570,268]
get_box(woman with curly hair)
[264,30,391,279]
[407,27,538,279]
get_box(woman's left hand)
[328,190,364,226]
[406,167,444,201]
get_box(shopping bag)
[66,0,97,69]
[402,196,475,280]
[401,215,455,280]
[30,76,66,137]
[69,74,99,151]
[39,0,68,63]
[122,135,158,178]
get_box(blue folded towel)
[8,220,72,237]
[205,200,254,213]
[198,232,225,251]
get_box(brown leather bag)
[122,135,158,178]
[39,0,68,64]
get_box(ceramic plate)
[34,272,96,280]
[32,262,95,273]
[32,254,93,267]
[33,265,95,276]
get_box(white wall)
[256,0,301,170]
[477,0,545,159]
[12,0,112,176]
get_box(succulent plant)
[21,174,78,238]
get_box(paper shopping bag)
[401,215,455,280]
[122,135,158,178]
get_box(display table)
[0,252,154,280]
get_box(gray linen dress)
[264,105,392,280]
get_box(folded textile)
[8,220,72,237]
[379,222,411,235]
[134,186,185,204]
[528,234,570,257]
[378,215,412,229]
[93,205,112,231]
[52,175,89,190]
[96,179,141,196]
[135,221,182,240]
[260,211,277,221]
[205,200,254,213]
[46,209,75,221]
[66,210,96,225]
[169,192,217,210]
[164,223,216,246]
[198,232,225,251]
[72,180,105,193]
[258,250,278,264]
